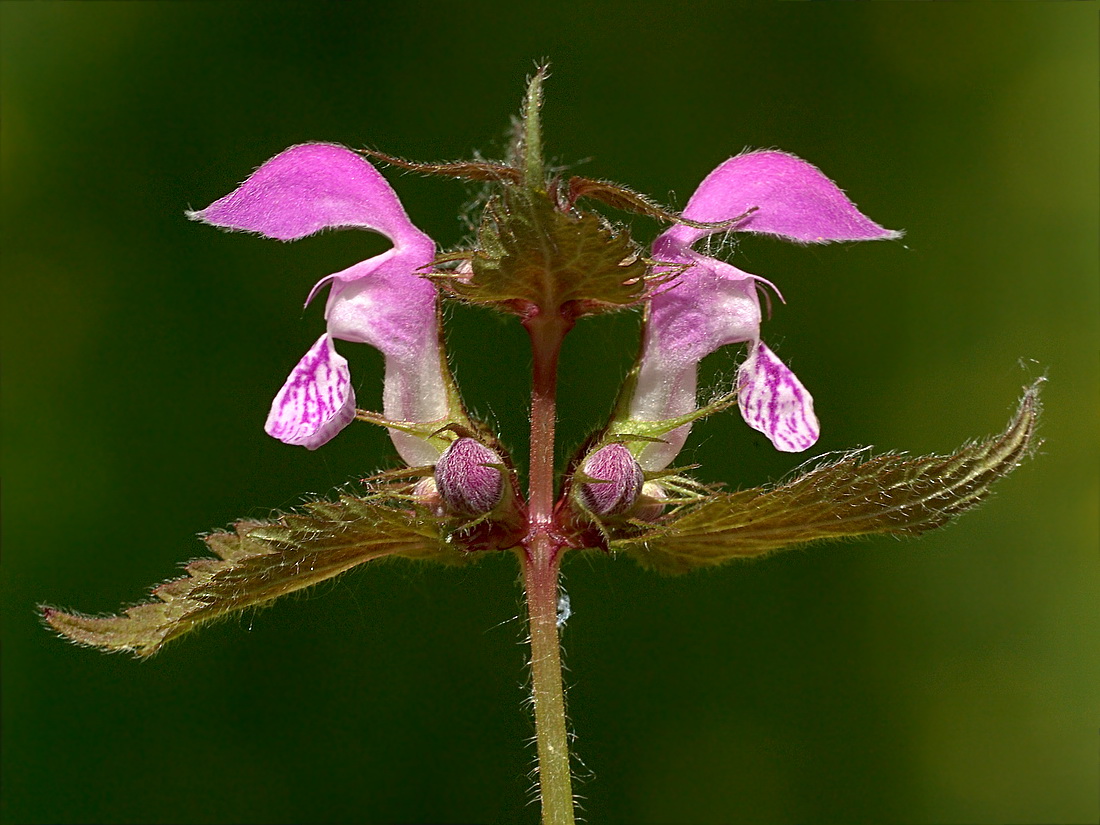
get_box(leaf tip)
[38,603,151,657]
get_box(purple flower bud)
[577,443,645,517]
[434,438,505,516]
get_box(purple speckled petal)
[657,150,900,249]
[187,143,432,251]
[738,343,819,452]
[265,334,356,450]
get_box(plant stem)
[523,539,572,825]
[522,68,546,191]
[522,308,574,825]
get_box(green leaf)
[612,381,1042,574]
[41,494,464,657]
[456,188,650,312]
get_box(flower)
[627,150,899,469]
[188,143,449,465]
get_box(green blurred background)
[3,3,1097,823]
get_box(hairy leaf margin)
[41,493,462,656]
[612,380,1042,574]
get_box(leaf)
[612,381,1042,574]
[568,176,684,222]
[359,148,522,184]
[41,494,464,656]
[456,188,651,311]
[568,175,757,230]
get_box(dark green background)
[3,3,1097,823]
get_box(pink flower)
[189,143,448,464]
[629,151,899,468]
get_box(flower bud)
[577,443,645,517]
[634,481,669,522]
[411,476,445,518]
[434,438,505,516]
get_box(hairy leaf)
[457,188,650,311]
[359,148,522,184]
[613,381,1042,574]
[568,176,757,231]
[42,495,461,656]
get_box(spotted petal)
[738,343,819,452]
[265,334,356,450]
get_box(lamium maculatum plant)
[42,69,1041,825]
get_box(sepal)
[566,176,758,230]
[360,148,522,185]
[607,376,741,470]
[353,410,469,465]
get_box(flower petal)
[187,143,432,251]
[659,150,900,249]
[645,254,762,367]
[324,250,439,362]
[628,254,763,469]
[265,334,356,450]
[737,343,819,452]
[323,252,451,467]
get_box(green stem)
[522,308,574,825]
[522,68,546,191]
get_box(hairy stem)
[522,308,574,825]
[522,68,546,191]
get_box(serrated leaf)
[41,494,463,656]
[612,381,1042,574]
[458,188,650,311]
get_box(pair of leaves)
[41,494,463,657]
[612,381,1042,574]
[43,383,1041,654]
